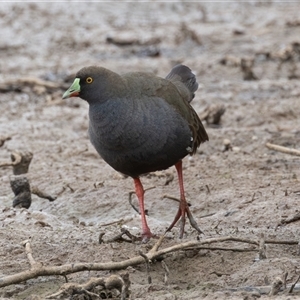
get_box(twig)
[1,236,298,288]
[150,233,166,253]
[289,274,300,293]
[163,194,180,203]
[139,251,151,284]
[162,194,191,207]
[265,239,299,245]
[128,186,155,215]
[266,142,300,156]
[283,272,288,290]
[185,246,256,252]
[161,260,170,285]
[279,213,300,225]
[259,233,267,259]
[99,229,139,244]
[31,186,57,202]
[99,218,126,227]
[205,184,211,194]
[21,240,42,269]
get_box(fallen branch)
[259,233,267,259]
[0,235,299,291]
[266,143,300,157]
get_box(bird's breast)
[88,97,192,177]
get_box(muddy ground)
[0,2,300,299]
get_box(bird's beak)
[62,78,81,99]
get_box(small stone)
[232,146,240,152]
[223,139,231,146]
[222,139,232,152]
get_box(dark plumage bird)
[63,64,209,241]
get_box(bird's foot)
[166,205,203,238]
[186,208,204,235]
[141,229,157,243]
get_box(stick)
[31,186,57,202]
[161,260,170,285]
[266,143,300,156]
[289,274,300,293]
[162,194,191,207]
[139,251,151,284]
[0,236,297,288]
[259,233,267,259]
[279,213,300,225]
[128,186,155,215]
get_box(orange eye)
[86,77,93,84]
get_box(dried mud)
[0,2,300,300]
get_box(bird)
[63,64,209,241]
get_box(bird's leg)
[166,160,203,238]
[133,178,153,241]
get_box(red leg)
[166,160,203,238]
[133,177,153,241]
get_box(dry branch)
[128,186,155,215]
[0,235,256,288]
[161,260,170,285]
[139,251,152,284]
[266,143,300,156]
[259,233,267,259]
[0,235,299,292]
[289,274,300,293]
[31,186,57,202]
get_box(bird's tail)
[165,64,198,103]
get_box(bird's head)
[63,66,124,104]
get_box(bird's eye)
[86,77,93,84]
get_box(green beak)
[62,78,81,99]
